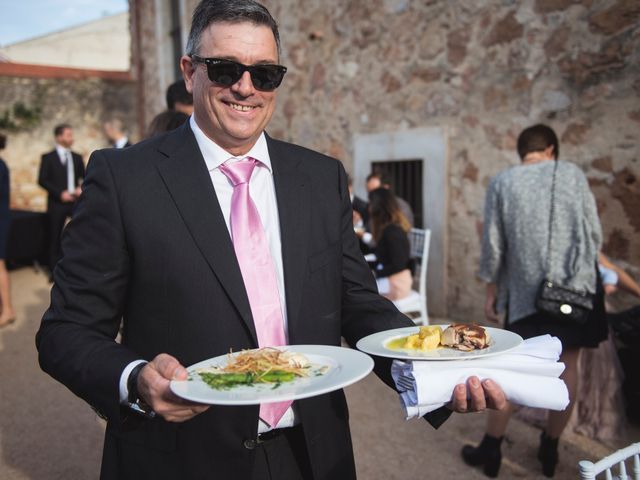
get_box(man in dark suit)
[36,2,505,479]
[38,123,84,277]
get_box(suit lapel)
[267,136,311,343]
[155,124,257,344]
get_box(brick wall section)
[138,0,640,318]
[0,66,138,212]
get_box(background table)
[6,209,48,269]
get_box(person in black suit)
[36,2,506,479]
[37,124,84,277]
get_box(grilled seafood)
[441,324,490,351]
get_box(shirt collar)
[115,137,129,148]
[55,144,70,157]
[189,116,272,173]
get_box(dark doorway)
[371,159,423,228]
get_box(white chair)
[392,228,431,325]
[579,442,640,480]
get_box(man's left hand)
[449,376,507,413]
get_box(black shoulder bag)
[535,161,594,325]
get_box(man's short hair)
[166,80,193,110]
[185,0,281,57]
[54,124,72,137]
[517,124,559,160]
[0,133,6,150]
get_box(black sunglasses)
[190,55,287,91]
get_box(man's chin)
[219,132,262,155]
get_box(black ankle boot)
[461,434,503,478]
[537,431,559,477]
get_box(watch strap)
[126,362,156,418]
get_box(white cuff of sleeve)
[362,232,373,245]
[377,277,390,294]
[119,359,147,404]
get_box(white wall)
[1,12,130,71]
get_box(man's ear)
[180,55,195,93]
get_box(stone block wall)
[137,0,639,318]
[0,72,138,211]
[261,0,640,318]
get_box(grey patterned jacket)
[478,160,602,324]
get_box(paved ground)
[0,268,635,479]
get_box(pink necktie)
[219,157,291,427]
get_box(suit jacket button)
[243,439,257,450]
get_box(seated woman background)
[369,188,413,301]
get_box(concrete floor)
[0,268,633,479]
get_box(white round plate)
[170,345,374,405]
[356,325,523,361]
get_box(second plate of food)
[356,324,522,360]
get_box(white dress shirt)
[120,117,295,432]
[55,144,75,193]
[114,137,129,149]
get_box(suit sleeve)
[38,154,63,199]
[36,150,139,422]
[334,163,452,428]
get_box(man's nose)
[231,71,255,96]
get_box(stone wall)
[137,0,640,318]
[0,71,138,211]
[263,0,640,318]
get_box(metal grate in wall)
[371,159,423,228]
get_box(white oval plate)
[356,325,523,361]
[170,345,374,405]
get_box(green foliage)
[0,101,43,131]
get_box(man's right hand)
[60,191,75,203]
[137,353,209,422]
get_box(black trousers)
[46,202,74,270]
[250,426,313,480]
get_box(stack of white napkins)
[391,334,569,419]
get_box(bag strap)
[545,161,559,277]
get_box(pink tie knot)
[219,157,258,186]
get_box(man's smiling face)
[182,21,279,156]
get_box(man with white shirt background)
[37,123,84,280]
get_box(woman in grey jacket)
[462,124,606,478]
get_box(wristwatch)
[126,362,156,418]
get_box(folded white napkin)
[391,334,569,419]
